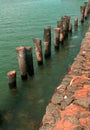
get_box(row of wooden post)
[80,1,90,23]
[7,15,79,90]
[7,1,90,90]
[7,46,34,90]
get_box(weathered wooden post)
[43,26,51,58]
[69,22,72,32]
[33,38,43,65]
[87,2,90,14]
[54,28,60,49]
[62,20,68,38]
[59,28,64,44]
[57,20,64,43]
[61,16,70,31]
[25,46,34,76]
[84,2,90,19]
[7,70,17,90]
[16,46,27,80]
[84,2,88,19]
[61,16,70,37]
[80,6,85,23]
[74,17,78,26]
[57,20,63,28]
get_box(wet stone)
[74,97,90,109]
[62,76,72,84]
[81,68,90,72]
[87,123,90,128]
[39,124,54,130]
[60,101,67,110]
[39,28,90,130]
[46,103,60,113]
[64,97,75,105]
[87,73,90,78]
[84,125,90,130]
[51,92,63,104]
[85,52,90,58]
[67,85,78,93]
[42,113,56,125]
[73,127,84,130]
[60,80,69,86]
[71,69,82,76]
[84,80,90,85]
[61,97,75,109]
[79,113,90,118]
[87,91,90,96]
[64,115,80,125]
[81,53,86,57]
[66,91,74,97]
[79,80,90,85]
[56,84,67,93]
[45,103,61,122]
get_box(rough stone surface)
[39,26,90,130]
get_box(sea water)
[0,0,89,129]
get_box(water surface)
[0,0,89,130]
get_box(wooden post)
[7,70,17,90]
[61,16,71,38]
[57,20,64,43]
[84,2,88,19]
[43,26,51,58]
[54,28,60,49]
[87,2,90,14]
[80,6,85,23]
[16,46,27,80]
[57,20,63,28]
[59,29,64,44]
[61,16,70,31]
[69,22,72,32]
[62,20,68,38]
[33,38,43,65]
[25,46,34,76]
[74,17,78,26]
[84,2,89,19]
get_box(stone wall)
[39,26,90,130]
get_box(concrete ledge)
[39,26,90,130]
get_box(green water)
[0,0,89,129]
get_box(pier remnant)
[61,16,70,38]
[69,22,72,32]
[80,1,90,23]
[25,46,34,76]
[84,2,90,19]
[59,29,64,44]
[57,20,63,28]
[57,16,71,44]
[33,38,43,65]
[54,28,60,49]
[80,6,85,23]
[16,46,27,80]
[7,70,17,89]
[43,26,51,58]
[74,17,78,26]
[84,2,88,19]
